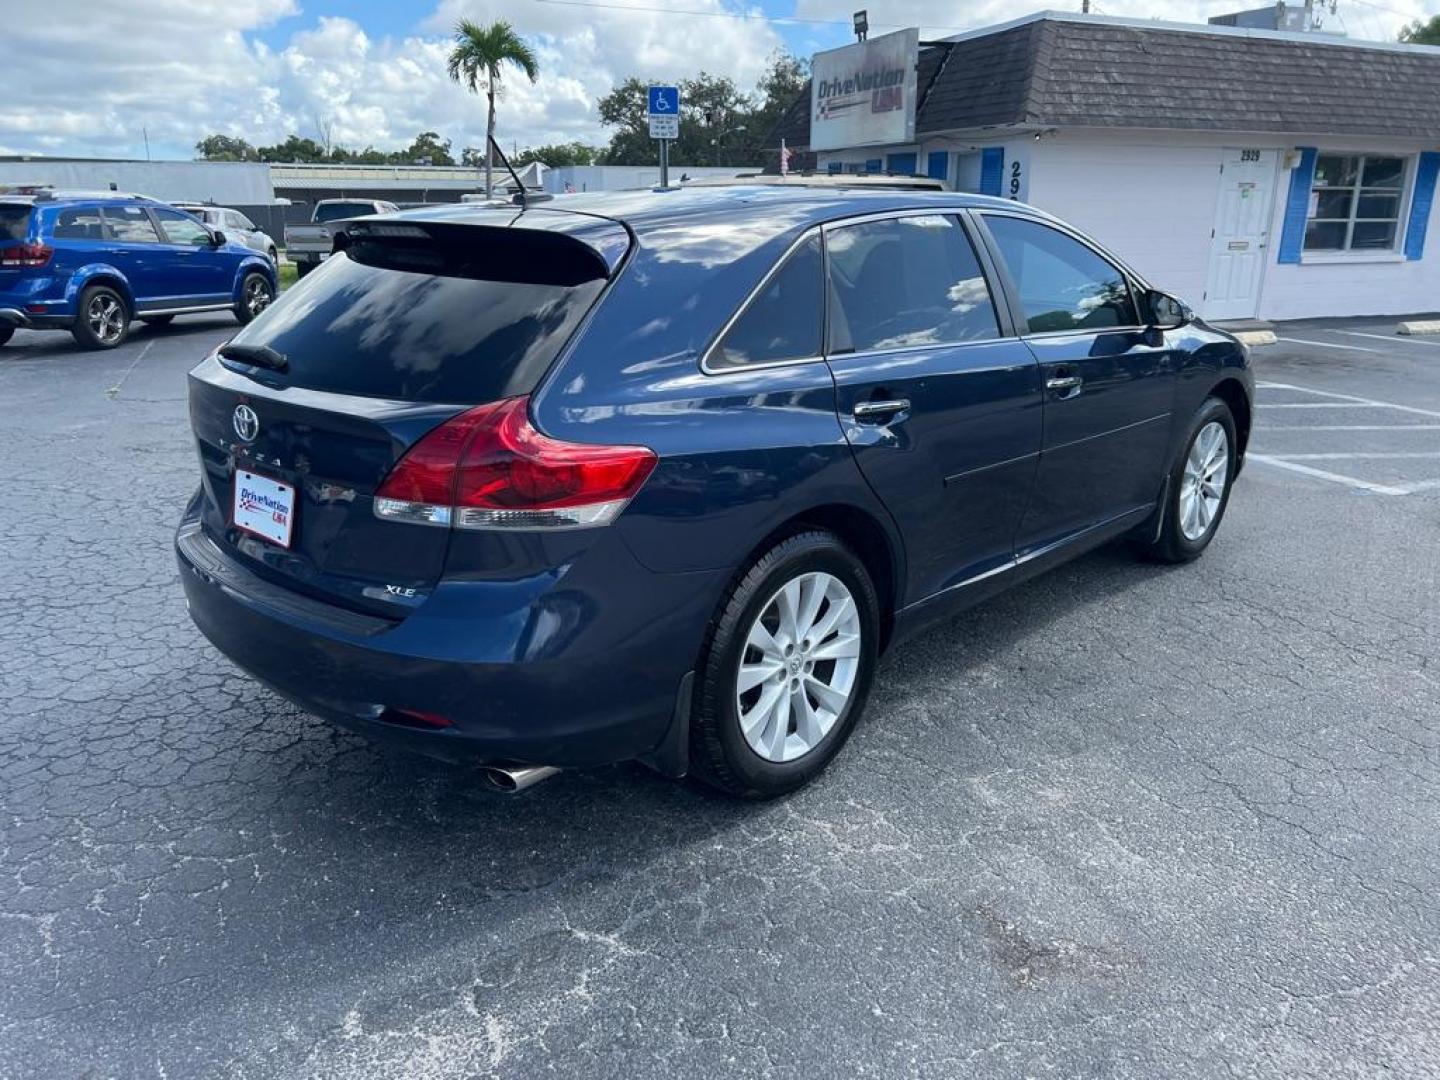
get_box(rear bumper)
[175,512,724,768]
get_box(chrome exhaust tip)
[478,764,561,793]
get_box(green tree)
[596,77,655,166]
[195,134,258,161]
[257,135,328,163]
[1399,15,1440,44]
[403,131,455,166]
[446,19,540,197]
[514,142,599,168]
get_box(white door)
[1202,148,1278,321]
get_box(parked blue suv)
[175,187,1253,798]
[0,189,276,350]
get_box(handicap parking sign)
[648,85,679,115]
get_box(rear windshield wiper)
[219,343,288,373]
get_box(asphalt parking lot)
[1,316,1437,1079]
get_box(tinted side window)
[153,208,211,246]
[709,234,823,370]
[826,215,999,353]
[53,207,109,241]
[0,205,31,242]
[985,216,1137,333]
[104,206,162,243]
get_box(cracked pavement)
[1,317,1438,1078]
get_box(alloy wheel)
[736,571,863,763]
[245,277,273,318]
[87,294,125,345]
[1180,420,1229,541]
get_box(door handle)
[1046,375,1083,398]
[852,398,911,422]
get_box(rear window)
[314,202,375,223]
[0,204,31,242]
[225,227,609,404]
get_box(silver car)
[173,204,278,265]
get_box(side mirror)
[1146,289,1192,330]
[209,229,227,247]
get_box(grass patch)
[278,262,299,291]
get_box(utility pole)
[143,127,151,161]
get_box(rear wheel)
[295,261,314,278]
[140,314,174,327]
[235,271,274,325]
[71,285,129,350]
[690,530,879,798]
[1142,396,1237,563]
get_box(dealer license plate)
[232,469,295,548]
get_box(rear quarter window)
[0,205,32,242]
[224,228,609,404]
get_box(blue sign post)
[647,85,680,188]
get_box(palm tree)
[447,19,539,198]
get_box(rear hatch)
[0,202,36,293]
[186,210,628,616]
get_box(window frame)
[149,206,214,247]
[1304,152,1410,255]
[700,208,1022,376]
[101,204,163,245]
[699,226,829,375]
[973,210,1147,338]
[820,209,1007,357]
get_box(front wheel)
[71,285,130,350]
[1143,396,1237,563]
[690,530,880,798]
[235,271,274,325]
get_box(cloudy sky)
[3,0,1432,161]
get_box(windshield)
[314,202,376,224]
[224,232,608,404]
[0,204,31,242]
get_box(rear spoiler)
[332,218,626,287]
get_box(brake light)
[0,243,52,268]
[374,396,657,530]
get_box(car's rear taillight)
[373,396,657,530]
[0,243,53,268]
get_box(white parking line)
[1246,454,1410,495]
[1257,382,1440,420]
[1277,336,1382,354]
[1274,451,1440,460]
[1339,330,1440,348]
[1249,381,1440,495]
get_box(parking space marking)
[1276,337,1382,354]
[1339,330,1440,348]
[1245,454,1411,495]
[1250,381,1440,495]
[1256,382,1440,420]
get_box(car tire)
[1142,396,1238,564]
[295,261,313,278]
[140,314,174,327]
[71,285,130,350]
[267,247,279,266]
[689,530,880,799]
[0,324,13,347]
[235,271,274,326]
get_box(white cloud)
[0,0,1427,160]
[0,0,783,160]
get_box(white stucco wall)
[1023,128,1440,321]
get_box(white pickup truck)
[284,199,398,276]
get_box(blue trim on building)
[927,151,949,182]
[1403,152,1440,262]
[864,159,882,174]
[1277,147,1317,265]
[886,152,918,175]
[979,148,1005,197]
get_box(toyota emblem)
[233,404,259,442]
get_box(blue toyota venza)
[175,187,1253,797]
